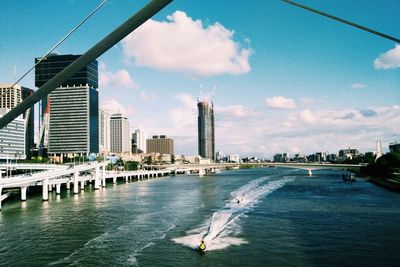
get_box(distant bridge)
[148,162,361,176]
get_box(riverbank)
[369,176,400,192]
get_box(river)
[1,168,399,266]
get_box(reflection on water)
[42,201,49,210]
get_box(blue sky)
[0,0,399,158]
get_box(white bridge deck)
[0,162,360,211]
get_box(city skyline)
[0,0,399,157]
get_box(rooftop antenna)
[199,83,203,102]
[13,65,17,83]
[282,0,400,43]
[211,85,216,103]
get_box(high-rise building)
[132,129,146,153]
[338,148,360,159]
[0,84,34,158]
[0,109,25,160]
[35,54,99,158]
[197,99,215,161]
[99,109,110,154]
[146,135,174,155]
[110,113,130,153]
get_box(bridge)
[0,161,172,211]
[149,162,361,176]
[0,161,360,211]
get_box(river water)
[1,168,400,266]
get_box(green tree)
[361,152,400,179]
[106,163,114,171]
[145,156,152,165]
[125,161,140,171]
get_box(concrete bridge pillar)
[125,176,128,183]
[56,184,61,195]
[113,176,117,184]
[308,169,312,176]
[94,167,100,190]
[66,181,71,190]
[42,179,49,201]
[48,184,53,192]
[80,181,85,190]
[73,172,79,194]
[199,169,206,177]
[102,166,106,187]
[0,186,2,211]
[21,186,28,201]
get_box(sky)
[0,0,399,158]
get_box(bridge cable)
[0,0,108,100]
[282,0,400,43]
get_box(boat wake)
[172,176,294,251]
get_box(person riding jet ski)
[199,240,206,252]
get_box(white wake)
[172,176,293,251]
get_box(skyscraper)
[99,108,111,155]
[0,109,25,160]
[110,113,130,153]
[0,84,34,159]
[146,135,174,155]
[132,129,146,153]
[35,54,99,158]
[197,99,215,161]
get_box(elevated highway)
[0,161,173,211]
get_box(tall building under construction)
[197,99,215,161]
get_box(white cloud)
[175,93,197,108]
[139,90,156,101]
[299,97,316,106]
[100,99,135,116]
[99,63,135,89]
[351,83,367,89]
[121,10,251,76]
[265,96,296,109]
[216,105,248,118]
[374,44,400,69]
[128,90,399,159]
[298,109,317,124]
